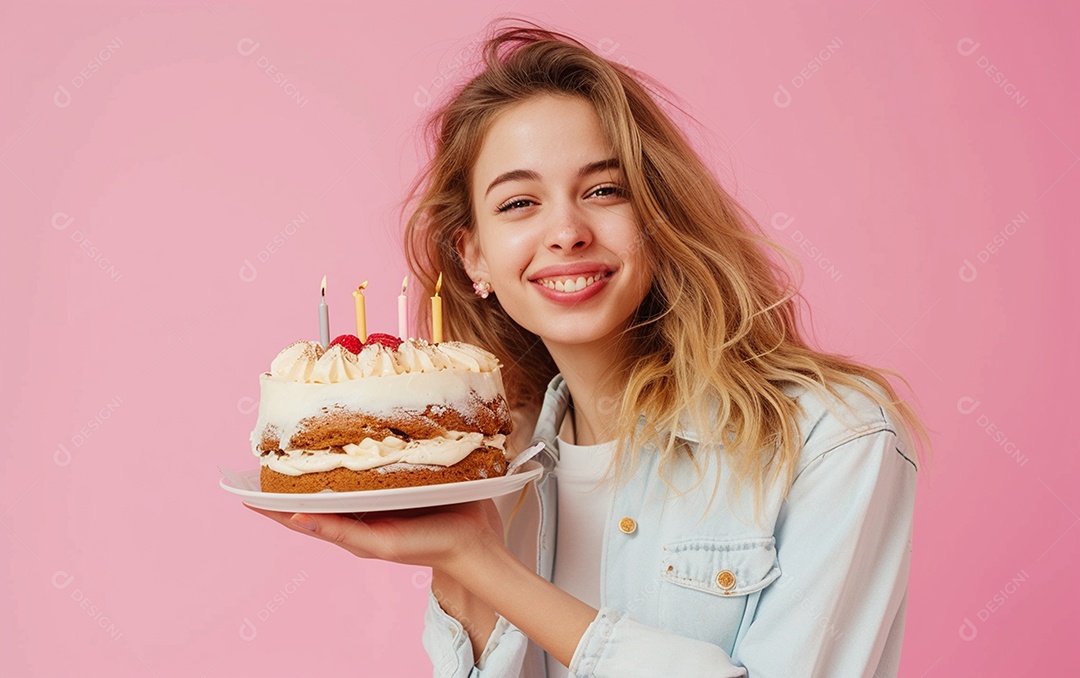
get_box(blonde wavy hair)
[402,19,933,518]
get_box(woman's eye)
[495,186,628,214]
[591,185,629,199]
[495,198,535,213]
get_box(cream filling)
[259,432,506,476]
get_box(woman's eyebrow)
[484,157,620,198]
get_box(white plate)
[219,460,544,513]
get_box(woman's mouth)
[531,271,614,304]
[537,273,608,293]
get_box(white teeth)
[540,274,604,292]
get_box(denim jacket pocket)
[657,537,781,648]
[661,536,781,596]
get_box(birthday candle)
[319,275,330,349]
[398,276,409,339]
[431,273,443,343]
[353,281,368,341]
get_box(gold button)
[716,569,736,591]
[618,516,637,534]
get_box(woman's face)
[461,94,654,352]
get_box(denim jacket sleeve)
[566,427,917,677]
[422,589,530,677]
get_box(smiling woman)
[459,94,654,362]
[250,18,932,678]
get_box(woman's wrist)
[444,531,597,669]
[431,567,499,661]
[444,528,505,582]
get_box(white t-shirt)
[544,432,617,678]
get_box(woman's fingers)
[243,500,498,569]
[244,505,380,559]
[243,504,426,563]
[243,504,295,528]
[304,512,400,560]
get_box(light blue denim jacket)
[422,373,918,677]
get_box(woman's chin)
[536,320,628,351]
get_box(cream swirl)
[354,343,403,377]
[396,340,448,372]
[309,344,363,383]
[270,341,324,381]
[438,342,493,372]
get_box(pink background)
[2,1,1076,675]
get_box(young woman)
[249,22,931,677]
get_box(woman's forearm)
[431,568,499,662]
[447,533,598,669]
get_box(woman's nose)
[543,203,593,252]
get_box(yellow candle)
[353,281,368,341]
[431,273,443,343]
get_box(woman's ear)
[455,227,489,284]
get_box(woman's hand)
[245,499,504,573]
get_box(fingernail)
[291,514,317,531]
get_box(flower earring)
[472,280,492,299]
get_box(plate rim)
[219,459,544,511]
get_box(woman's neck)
[545,337,625,447]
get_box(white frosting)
[250,337,510,473]
[250,368,507,453]
[307,344,361,383]
[260,432,506,476]
[270,341,324,381]
[269,339,500,384]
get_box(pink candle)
[397,276,408,339]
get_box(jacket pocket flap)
[661,537,781,597]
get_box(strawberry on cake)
[250,333,513,493]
